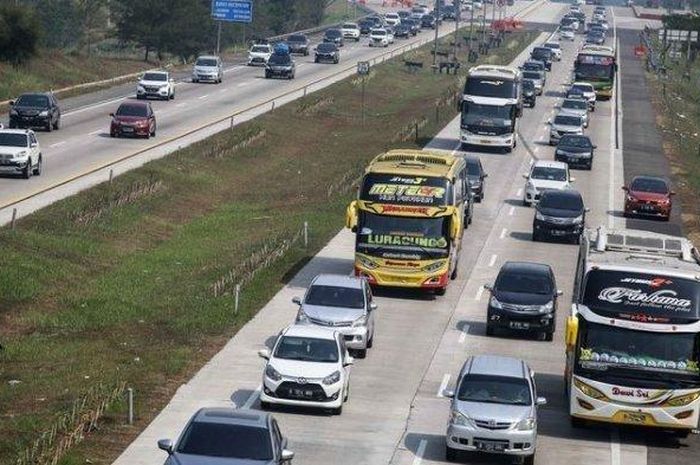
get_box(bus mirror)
[346,201,358,231]
[450,211,461,240]
[565,316,578,348]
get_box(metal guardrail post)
[127,387,134,425]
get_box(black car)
[323,28,344,47]
[421,14,437,29]
[403,18,420,35]
[394,23,411,38]
[485,262,561,341]
[555,134,596,169]
[522,79,537,108]
[358,19,374,35]
[532,189,587,244]
[314,42,340,64]
[9,93,61,132]
[397,10,411,20]
[286,34,310,55]
[465,156,488,202]
[442,5,457,20]
[530,47,553,71]
[586,31,605,45]
[265,53,295,79]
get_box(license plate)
[291,388,313,398]
[621,411,647,424]
[551,230,568,236]
[641,205,655,211]
[510,321,530,329]
[480,139,492,144]
[121,127,134,133]
[475,440,506,452]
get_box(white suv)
[341,22,361,41]
[0,129,42,179]
[258,325,354,415]
[248,44,273,66]
[384,12,401,26]
[522,160,574,206]
[369,28,392,47]
[136,71,175,100]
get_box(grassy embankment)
[0,29,538,465]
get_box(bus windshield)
[461,102,515,130]
[464,77,518,99]
[356,211,450,260]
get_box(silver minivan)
[192,55,223,83]
[443,355,546,464]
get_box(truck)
[345,150,470,295]
[566,227,700,435]
[460,65,523,152]
[574,45,617,99]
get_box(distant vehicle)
[465,156,488,202]
[358,19,374,34]
[157,408,294,465]
[522,79,537,107]
[421,14,437,29]
[136,71,175,100]
[443,356,546,463]
[530,47,553,71]
[258,325,353,415]
[560,98,589,128]
[314,42,340,64]
[109,101,156,139]
[560,16,580,31]
[533,189,587,243]
[294,274,376,358]
[521,70,545,95]
[549,113,585,145]
[555,134,596,169]
[265,52,295,79]
[542,42,562,61]
[522,160,574,206]
[397,10,411,20]
[567,82,596,110]
[286,34,310,55]
[484,263,561,339]
[623,176,674,220]
[394,23,412,38]
[9,92,61,132]
[560,26,575,41]
[384,12,401,26]
[442,4,457,19]
[586,31,606,45]
[369,28,391,47]
[521,60,547,77]
[472,0,483,9]
[340,22,361,41]
[403,18,421,35]
[248,43,273,66]
[191,55,223,83]
[0,129,42,179]
[323,28,344,47]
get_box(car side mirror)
[522,173,529,179]
[556,290,564,296]
[30,142,37,148]
[157,439,173,454]
[258,348,271,360]
[483,173,489,178]
[547,120,552,125]
[621,185,628,191]
[484,284,493,292]
[370,302,378,311]
[281,449,295,461]
[169,78,174,83]
[344,356,355,367]
[536,397,548,406]
[670,191,677,196]
[592,145,597,149]
[109,113,115,117]
[292,296,302,306]
[584,207,590,212]
[9,100,14,106]
[442,389,455,398]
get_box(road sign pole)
[432,1,441,68]
[216,21,222,55]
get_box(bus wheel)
[571,417,586,429]
[435,287,447,296]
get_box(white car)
[192,55,223,83]
[522,160,574,206]
[0,129,42,179]
[472,1,483,9]
[568,82,597,110]
[248,43,273,66]
[560,27,575,41]
[384,12,401,26]
[560,97,589,128]
[258,324,353,415]
[549,113,585,145]
[543,42,562,61]
[369,28,392,47]
[136,71,175,100]
[341,22,361,41]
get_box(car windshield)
[497,269,552,294]
[142,73,167,81]
[522,80,535,91]
[554,115,582,126]
[630,177,669,193]
[343,23,357,29]
[545,42,560,49]
[317,43,336,52]
[466,160,481,176]
[372,29,386,35]
[561,26,573,32]
[268,54,291,64]
[116,105,147,117]
[177,422,273,460]
[457,374,532,406]
[559,135,592,149]
[532,48,551,59]
[572,84,593,93]
[562,99,587,110]
[16,95,48,107]
[305,285,364,309]
[531,166,567,182]
[539,192,583,210]
[288,34,306,42]
[0,133,28,147]
[522,71,542,80]
[251,46,269,53]
[195,58,217,67]
[274,336,339,363]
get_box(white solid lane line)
[412,439,427,465]
[458,325,469,344]
[488,254,498,267]
[509,206,516,216]
[437,374,451,398]
[610,429,621,465]
[198,95,209,100]
[500,228,508,239]
[475,286,485,301]
[50,141,66,148]
[516,188,523,197]
[241,385,261,409]
[88,129,102,135]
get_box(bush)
[0,5,41,65]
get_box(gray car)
[158,408,294,464]
[521,70,545,95]
[443,355,546,464]
[559,97,589,128]
[294,274,376,358]
[192,55,223,83]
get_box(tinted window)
[195,58,218,66]
[372,29,387,36]
[252,45,270,53]
[116,104,148,117]
[523,62,543,71]
[142,73,167,81]
[16,95,49,107]
[342,23,357,29]
[0,133,28,147]
[630,177,669,194]
[539,192,583,210]
[274,336,339,363]
[522,71,542,80]
[268,54,291,64]
[457,374,532,406]
[288,34,306,42]
[464,77,518,98]
[562,99,588,110]
[466,160,481,176]
[305,285,364,309]
[522,80,535,91]
[326,29,341,38]
[554,115,582,126]
[317,43,337,53]
[532,48,552,59]
[559,135,592,149]
[545,42,560,49]
[497,268,552,294]
[531,166,567,181]
[177,422,272,460]
[571,83,593,93]
[360,173,451,206]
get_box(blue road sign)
[211,0,253,23]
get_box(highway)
[0,0,547,226]
[105,3,700,465]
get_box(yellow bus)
[346,149,473,295]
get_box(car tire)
[571,416,586,428]
[331,405,343,416]
[451,264,458,280]
[136,94,143,100]
[33,155,42,176]
[435,287,447,296]
[486,324,495,336]
[523,199,530,207]
[544,332,554,342]
[23,158,32,179]
[446,446,459,462]
[192,78,198,83]
[151,126,156,138]
[265,72,270,79]
[355,348,367,359]
[533,230,540,242]
[335,58,339,64]
[46,121,52,132]
[53,117,60,130]
[314,57,319,63]
[259,400,271,410]
[524,452,536,465]
[367,332,374,349]
[170,92,175,100]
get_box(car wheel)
[446,446,459,462]
[486,324,495,336]
[451,264,458,280]
[314,57,319,63]
[46,121,52,132]
[524,451,536,465]
[544,332,554,342]
[355,348,367,359]
[136,94,143,100]
[335,58,339,64]
[435,287,447,296]
[523,199,529,207]
[265,72,270,79]
[533,230,540,242]
[367,331,374,349]
[531,100,536,108]
[170,91,175,100]
[344,384,349,402]
[33,155,42,176]
[331,405,343,416]
[259,400,271,410]
[192,78,198,83]
[53,117,60,130]
[571,416,586,428]
[110,131,116,138]
[23,159,32,179]
[151,125,156,138]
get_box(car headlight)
[526,181,535,191]
[357,255,379,270]
[137,85,145,91]
[573,378,607,400]
[39,110,49,117]
[517,417,536,431]
[572,215,584,224]
[14,150,27,159]
[489,295,503,309]
[626,194,636,202]
[535,211,546,221]
[296,310,309,324]
[450,411,475,427]
[659,198,671,205]
[352,315,368,327]
[265,365,282,382]
[662,391,700,407]
[10,109,18,116]
[160,84,169,90]
[322,370,341,386]
[422,260,446,273]
[536,300,554,314]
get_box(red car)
[623,176,674,221]
[110,101,156,138]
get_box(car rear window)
[177,422,273,460]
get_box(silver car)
[443,355,546,464]
[192,55,223,83]
[549,113,584,145]
[559,97,589,128]
[521,70,545,95]
[294,274,376,358]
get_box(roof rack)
[592,226,700,264]
[376,150,452,166]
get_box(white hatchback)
[258,325,353,415]
[522,160,574,206]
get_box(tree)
[0,5,41,65]
[75,0,109,55]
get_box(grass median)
[0,29,538,465]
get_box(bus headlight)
[357,255,379,270]
[573,378,607,401]
[422,260,446,273]
[663,391,700,407]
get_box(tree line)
[0,0,333,64]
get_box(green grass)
[0,30,538,465]
[322,0,366,24]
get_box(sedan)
[485,262,562,341]
[394,23,412,38]
[323,29,344,47]
[157,408,294,465]
[314,43,340,64]
[554,134,596,169]
[623,176,674,220]
[559,97,589,128]
[560,26,575,41]
[543,42,562,61]
[258,324,353,415]
[421,14,437,29]
[549,113,585,145]
[286,34,310,55]
[110,101,156,138]
[465,156,488,201]
[533,189,587,244]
